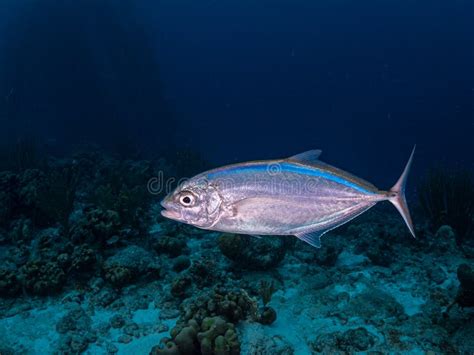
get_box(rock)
[70,333,89,353]
[118,334,132,344]
[365,241,394,267]
[218,233,288,270]
[294,236,343,267]
[348,287,404,320]
[451,318,474,353]
[172,256,191,272]
[110,314,126,329]
[310,271,332,290]
[312,327,376,352]
[160,309,180,320]
[91,288,119,307]
[257,306,277,325]
[436,225,456,239]
[106,342,118,354]
[427,265,445,285]
[56,306,92,334]
[434,225,458,253]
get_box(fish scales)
[161,148,416,247]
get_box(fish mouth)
[160,199,182,220]
[161,208,181,220]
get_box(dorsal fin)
[287,150,322,165]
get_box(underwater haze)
[0,0,473,354]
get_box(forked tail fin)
[388,146,416,238]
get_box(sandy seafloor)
[0,208,473,355]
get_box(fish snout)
[160,198,182,220]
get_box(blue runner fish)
[161,147,416,247]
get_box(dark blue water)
[1,0,473,184]
[0,2,474,354]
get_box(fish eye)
[179,191,196,207]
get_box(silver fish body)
[161,148,416,247]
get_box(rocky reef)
[0,149,473,354]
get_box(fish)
[161,147,416,248]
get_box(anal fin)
[294,230,326,248]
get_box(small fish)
[161,147,416,247]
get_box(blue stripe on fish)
[207,162,376,194]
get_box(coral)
[180,288,258,325]
[17,169,46,208]
[7,218,33,244]
[36,164,78,229]
[218,234,288,270]
[175,325,198,354]
[0,171,19,226]
[15,166,77,228]
[454,263,474,308]
[91,159,156,229]
[55,305,95,354]
[19,260,66,295]
[153,288,256,353]
[418,169,474,243]
[103,246,160,287]
[311,327,376,352]
[365,239,394,267]
[103,264,131,287]
[93,183,148,229]
[188,258,221,287]
[432,225,459,254]
[152,316,240,355]
[69,207,121,245]
[69,245,97,273]
[0,268,21,297]
[294,235,343,266]
[198,317,240,355]
[352,222,405,266]
[171,275,192,299]
[258,280,277,306]
[255,280,278,324]
[0,137,42,172]
[152,235,187,257]
[32,227,66,261]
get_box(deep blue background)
[0,0,473,186]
